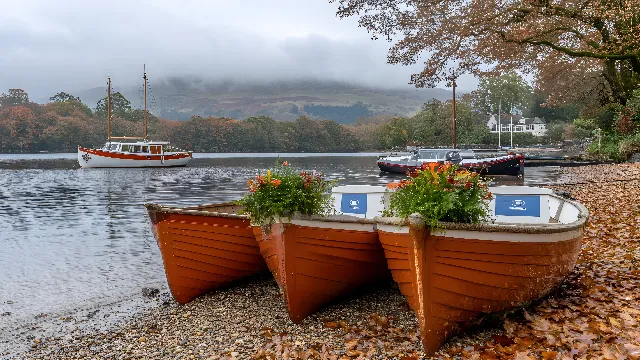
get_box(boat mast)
[107,76,111,142]
[452,76,457,149]
[143,64,147,139]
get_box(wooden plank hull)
[146,204,269,304]
[378,221,583,355]
[253,219,391,323]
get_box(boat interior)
[150,187,586,227]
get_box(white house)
[486,115,547,137]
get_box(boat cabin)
[101,141,177,154]
[411,149,462,162]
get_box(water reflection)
[0,155,561,331]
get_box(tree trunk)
[630,57,640,75]
[602,60,628,105]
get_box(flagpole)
[510,115,513,148]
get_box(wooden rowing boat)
[375,194,588,355]
[145,203,268,304]
[253,215,391,323]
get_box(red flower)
[282,161,289,166]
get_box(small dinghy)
[252,185,392,323]
[375,187,588,355]
[145,203,268,304]
[253,215,390,323]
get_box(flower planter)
[374,194,588,355]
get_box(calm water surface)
[0,153,562,337]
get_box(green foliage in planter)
[382,163,492,229]
[236,160,336,227]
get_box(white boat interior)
[332,185,585,225]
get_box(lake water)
[0,153,562,351]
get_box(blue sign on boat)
[340,193,367,215]
[495,195,541,217]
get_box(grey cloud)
[0,0,478,102]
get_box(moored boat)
[78,66,192,168]
[253,215,391,323]
[375,188,588,355]
[377,148,524,176]
[145,203,269,304]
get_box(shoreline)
[0,288,171,358]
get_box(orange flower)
[386,182,401,189]
[257,175,266,185]
[282,161,289,166]
[485,191,492,199]
[271,179,282,187]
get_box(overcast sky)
[0,0,479,101]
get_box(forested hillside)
[75,78,452,122]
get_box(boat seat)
[331,185,390,219]
[488,186,552,224]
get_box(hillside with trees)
[75,78,452,123]
[3,74,617,154]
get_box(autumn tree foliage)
[330,0,640,107]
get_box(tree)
[527,90,581,122]
[0,89,29,107]
[331,0,640,105]
[471,72,533,115]
[49,92,81,103]
[95,92,132,119]
[48,92,92,116]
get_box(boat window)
[121,145,130,152]
[109,143,119,151]
[132,145,141,153]
[445,151,461,161]
[418,150,442,159]
[142,146,149,153]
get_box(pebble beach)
[4,163,640,359]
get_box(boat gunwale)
[290,213,376,225]
[374,194,588,234]
[144,202,249,220]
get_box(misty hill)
[76,78,452,123]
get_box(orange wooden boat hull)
[146,203,269,304]
[253,218,391,323]
[377,211,586,355]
